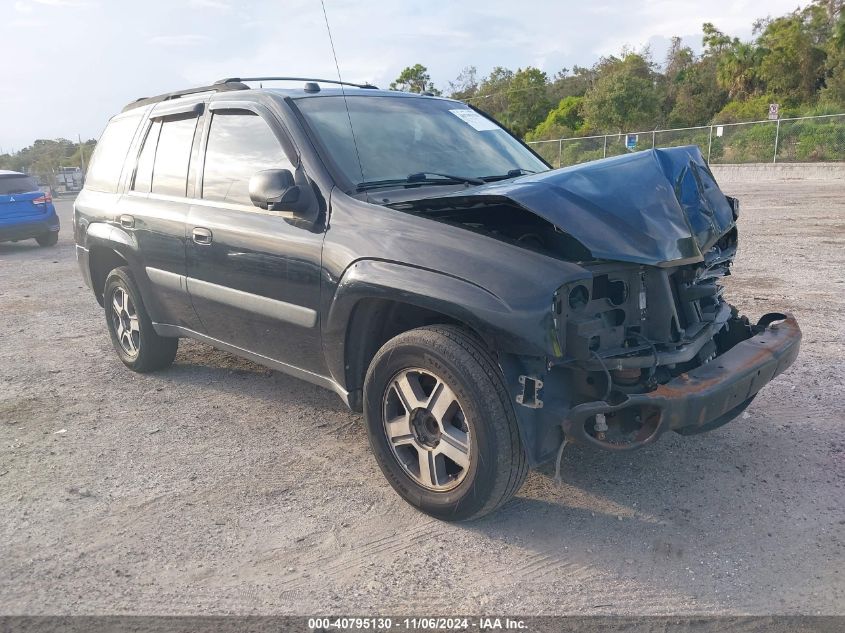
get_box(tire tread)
[365,324,528,521]
[105,266,178,373]
[423,325,529,519]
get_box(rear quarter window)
[150,114,198,197]
[85,112,144,193]
[132,120,161,194]
[0,175,39,195]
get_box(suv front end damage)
[504,252,801,458]
[392,145,801,461]
[550,253,801,450]
[560,312,800,450]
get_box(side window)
[151,115,198,197]
[85,112,143,193]
[202,110,293,206]
[132,120,161,193]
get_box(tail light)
[33,193,52,205]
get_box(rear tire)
[363,325,528,521]
[35,232,58,247]
[104,266,178,372]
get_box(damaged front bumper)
[561,313,801,451]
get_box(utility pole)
[707,125,714,163]
[78,134,86,173]
[773,119,781,164]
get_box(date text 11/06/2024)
[308,617,528,630]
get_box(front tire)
[35,232,58,247]
[363,325,528,521]
[104,266,178,372]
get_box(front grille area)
[554,228,738,373]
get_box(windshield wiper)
[407,172,485,185]
[357,172,485,192]
[481,168,539,182]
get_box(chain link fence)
[528,113,845,168]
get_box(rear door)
[185,102,326,374]
[119,100,205,329]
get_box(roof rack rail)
[215,76,379,90]
[122,81,250,112]
[122,76,379,113]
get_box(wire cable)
[553,437,568,486]
[319,0,365,184]
[631,333,659,383]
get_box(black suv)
[75,77,801,520]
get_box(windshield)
[293,95,548,189]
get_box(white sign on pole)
[716,126,724,137]
[768,103,780,120]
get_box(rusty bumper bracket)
[562,313,801,452]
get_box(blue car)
[0,170,60,247]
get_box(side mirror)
[249,169,305,213]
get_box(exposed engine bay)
[389,198,593,262]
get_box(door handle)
[119,214,134,228]
[192,227,213,245]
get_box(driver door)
[185,103,326,375]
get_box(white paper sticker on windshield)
[449,109,500,131]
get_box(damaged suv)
[75,78,801,520]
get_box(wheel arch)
[83,222,143,306]
[88,243,130,306]
[323,259,556,410]
[340,298,471,410]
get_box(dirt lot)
[1,179,844,616]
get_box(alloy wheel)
[382,368,471,491]
[111,286,140,358]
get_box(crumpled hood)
[404,146,736,266]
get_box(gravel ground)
[1,180,843,616]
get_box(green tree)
[447,66,478,100]
[665,37,695,77]
[526,96,583,141]
[663,37,698,123]
[835,8,845,49]
[547,66,594,103]
[668,57,728,126]
[757,15,827,104]
[712,94,784,123]
[702,23,764,99]
[471,66,515,121]
[702,22,734,54]
[0,138,95,187]
[503,67,551,136]
[390,64,441,94]
[718,41,763,98]
[581,54,660,132]
[459,66,551,135]
[821,12,845,103]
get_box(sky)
[0,0,807,151]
